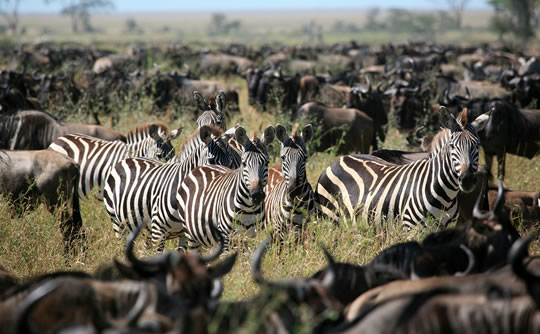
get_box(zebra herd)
[47,91,493,254]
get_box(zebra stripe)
[176,126,275,251]
[316,108,491,227]
[264,124,317,243]
[103,125,239,252]
[49,122,181,199]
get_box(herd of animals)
[0,40,540,333]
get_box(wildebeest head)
[245,68,263,106]
[235,126,275,205]
[120,222,237,306]
[275,123,313,199]
[438,107,490,193]
[385,83,422,131]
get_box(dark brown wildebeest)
[0,110,125,150]
[295,101,374,154]
[0,149,83,250]
[466,99,540,180]
[246,68,300,111]
[199,52,254,75]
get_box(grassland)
[0,75,539,302]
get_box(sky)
[20,0,491,14]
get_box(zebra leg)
[177,234,188,253]
[151,219,167,253]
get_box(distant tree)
[48,0,114,33]
[208,12,241,35]
[365,7,381,30]
[440,0,470,29]
[124,17,143,34]
[0,0,22,35]
[489,0,540,42]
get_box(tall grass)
[0,75,538,305]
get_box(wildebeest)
[0,110,125,150]
[295,101,374,154]
[246,67,300,111]
[0,149,83,250]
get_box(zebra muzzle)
[250,189,265,204]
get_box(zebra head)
[235,125,275,205]
[276,123,313,199]
[129,123,182,161]
[195,90,227,131]
[440,107,490,193]
[200,124,237,167]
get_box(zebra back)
[49,122,181,199]
[177,125,276,251]
[265,124,316,242]
[316,108,491,227]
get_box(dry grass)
[0,75,538,305]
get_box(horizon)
[20,0,492,14]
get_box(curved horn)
[464,87,471,100]
[210,279,223,299]
[492,179,505,219]
[509,235,540,284]
[366,75,372,93]
[473,174,490,220]
[16,280,61,334]
[125,223,169,276]
[415,126,425,139]
[319,245,336,289]
[200,233,224,263]
[455,244,475,276]
[123,284,151,328]
[252,237,271,284]
[376,78,386,93]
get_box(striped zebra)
[264,124,317,243]
[103,125,240,252]
[174,91,227,163]
[49,122,181,199]
[316,108,491,227]
[176,125,276,251]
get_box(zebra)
[174,91,227,164]
[103,125,240,252]
[264,123,317,243]
[49,122,181,199]
[176,125,276,252]
[316,108,491,227]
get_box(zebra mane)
[127,122,169,138]
[428,128,451,156]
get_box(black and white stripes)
[264,124,316,243]
[49,122,181,199]
[176,126,275,251]
[316,108,491,227]
[103,125,239,252]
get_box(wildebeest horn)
[509,235,540,287]
[455,244,475,276]
[16,280,61,334]
[366,75,372,93]
[252,237,271,285]
[122,284,151,328]
[200,233,225,263]
[376,79,386,93]
[210,279,223,299]
[473,175,490,220]
[493,179,506,219]
[464,87,471,100]
[319,245,336,289]
[415,126,425,139]
[125,223,169,276]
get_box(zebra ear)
[262,125,275,147]
[216,91,227,112]
[275,124,288,144]
[234,126,249,147]
[301,124,314,143]
[471,109,492,132]
[439,106,458,130]
[199,125,213,145]
[193,91,209,111]
[168,127,182,141]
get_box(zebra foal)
[49,122,181,199]
[176,125,276,252]
[264,124,316,243]
[316,108,491,227]
[103,125,239,252]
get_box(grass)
[0,64,539,305]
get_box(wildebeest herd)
[0,40,540,333]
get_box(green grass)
[0,69,539,305]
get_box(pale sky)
[20,0,491,13]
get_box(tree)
[0,0,22,35]
[208,13,241,35]
[489,0,540,42]
[48,0,114,33]
[442,0,470,29]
